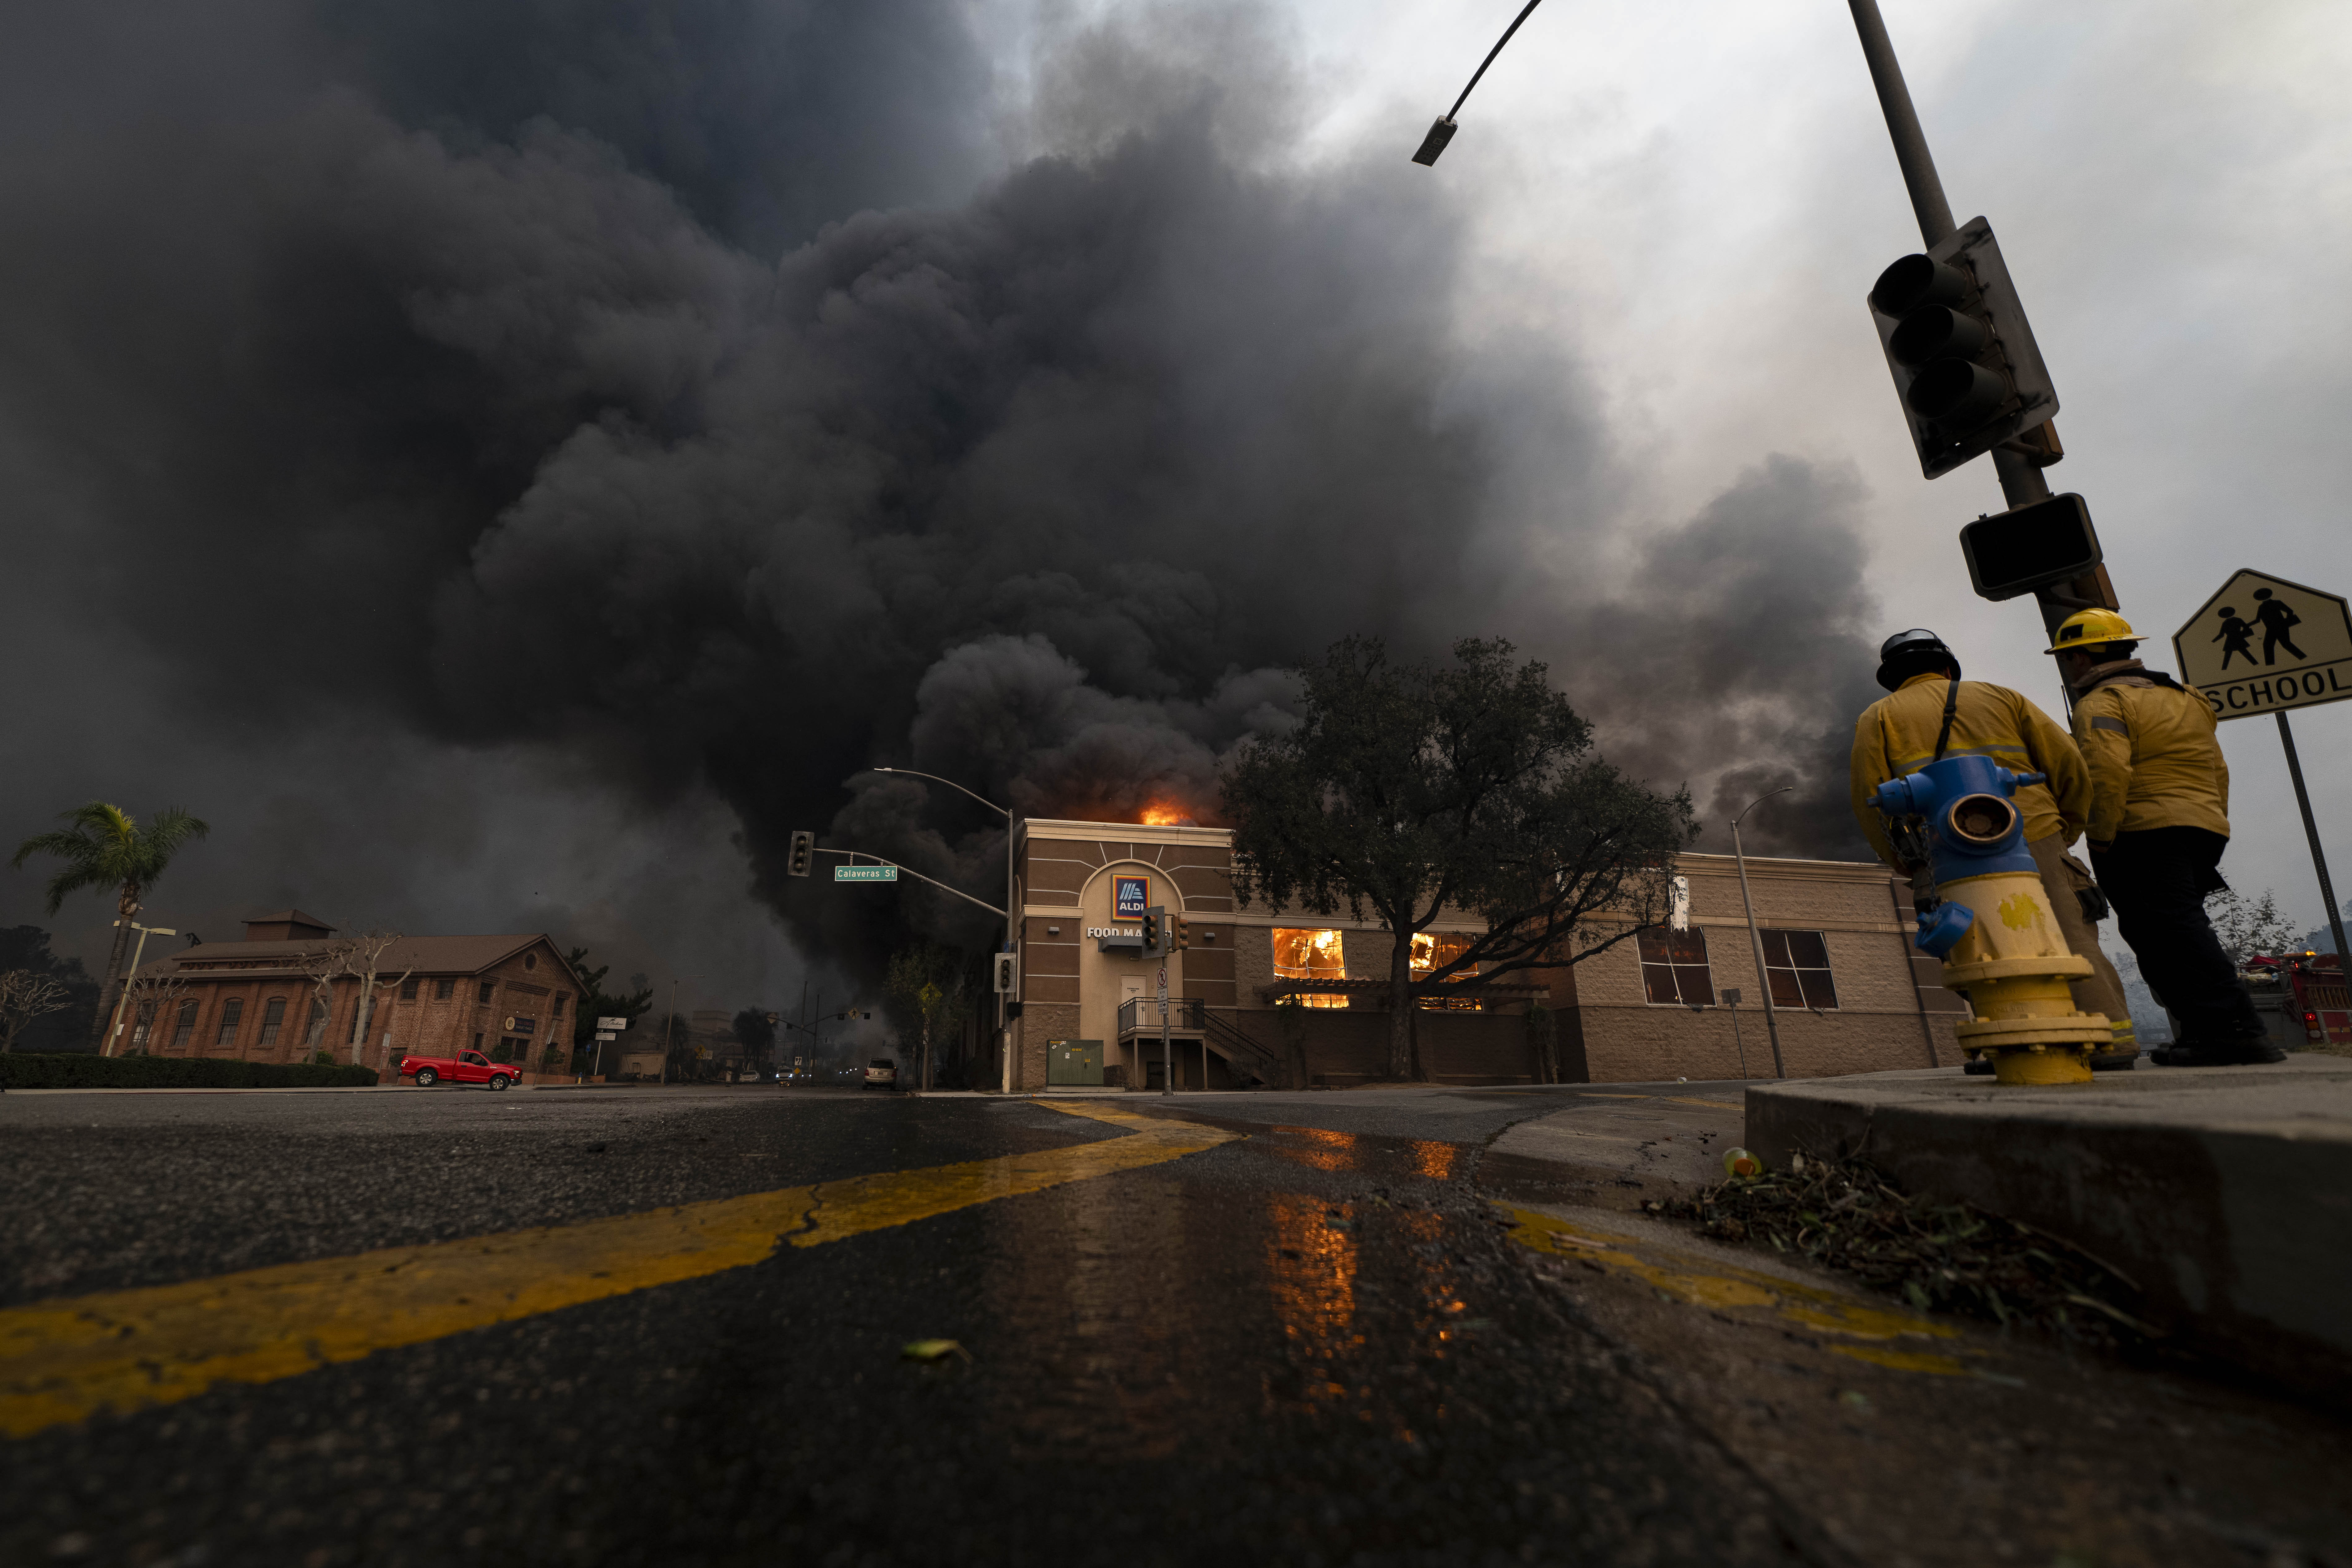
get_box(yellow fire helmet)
[2044,607,2141,655]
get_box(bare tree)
[291,939,351,1063]
[0,970,71,1054]
[337,931,411,1069]
[116,970,192,1055]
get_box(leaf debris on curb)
[1651,1151,2157,1349]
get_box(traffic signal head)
[1958,493,2103,602]
[1175,917,1190,950]
[787,830,814,878]
[1867,217,2057,480]
[992,952,1018,995]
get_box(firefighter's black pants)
[2090,827,2264,1042]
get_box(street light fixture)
[103,919,176,1057]
[1731,788,1793,1080]
[869,766,1019,1092]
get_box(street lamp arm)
[867,767,1010,821]
[813,847,1008,919]
[1444,0,1545,123]
[1733,785,1795,831]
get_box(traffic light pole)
[1846,0,2116,682]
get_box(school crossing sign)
[2173,568,2352,721]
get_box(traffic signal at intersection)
[1175,918,1191,950]
[787,830,814,877]
[1958,494,2104,602]
[1867,216,2058,479]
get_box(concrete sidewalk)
[1746,1055,2352,1400]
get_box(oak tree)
[1223,637,1696,1080]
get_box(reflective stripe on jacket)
[1849,674,2090,868]
[2069,671,2230,843]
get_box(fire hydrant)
[1871,754,2108,1086]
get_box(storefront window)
[1273,928,1350,1008]
[1412,932,1482,1010]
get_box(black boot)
[2152,1034,2285,1067]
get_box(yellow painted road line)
[0,1101,1237,1440]
[1502,1207,1965,1353]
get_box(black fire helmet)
[1874,628,1961,692]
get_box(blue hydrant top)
[1870,754,2043,883]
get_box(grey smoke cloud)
[0,0,1878,1001]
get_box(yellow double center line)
[0,1101,1236,1439]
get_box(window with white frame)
[1636,929,1715,1007]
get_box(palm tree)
[11,802,210,1046]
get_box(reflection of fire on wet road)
[1265,1195,1360,1380]
[1270,1125,1360,1173]
[1409,1140,1459,1181]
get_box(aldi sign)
[1113,875,1149,921]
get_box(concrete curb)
[1745,1056,2352,1401]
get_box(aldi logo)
[1113,875,1149,921]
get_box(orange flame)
[1139,801,1186,826]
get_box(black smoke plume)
[0,0,1878,993]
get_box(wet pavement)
[2,1083,2347,1566]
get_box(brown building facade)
[995,821,1961,1092]
[124,910,586,1077]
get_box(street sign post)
[596,1016,629,1030]
[595,1032,616,1043]
[1158,961,1172,1099]
[834,865,900,882]
[2173,568,2352,966]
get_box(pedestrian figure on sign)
[2211,607,2255,670]
[2251,588,2305,665]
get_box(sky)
[2,0,2346,1021]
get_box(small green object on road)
[1722,1147,1763,1179]
[901,1338,968,1363]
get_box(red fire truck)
[2242,952,2352,1051]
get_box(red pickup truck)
[400,1049,520,1090]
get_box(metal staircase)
[1115,998,1287,1088]
[1201,1008,1284,1088]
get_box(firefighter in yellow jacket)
[2047,609,2280,1066]
[1849,628,2137,1067]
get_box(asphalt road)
[3,1083,2347,1568]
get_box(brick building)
[995,820,1960,1092]
[125,910,586,1077]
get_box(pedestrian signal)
[1958,494,2102,603]
[787,830,814,878]
[1868,217,2058,480]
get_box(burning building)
[994,820,1962,1091]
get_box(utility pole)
[865,767,1018,1090]
[1732,789,1793,1079]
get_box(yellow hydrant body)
[1872,755,2108,1086]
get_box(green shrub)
[0,1054,380,1089]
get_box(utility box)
[1046,1039,1105,1086]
